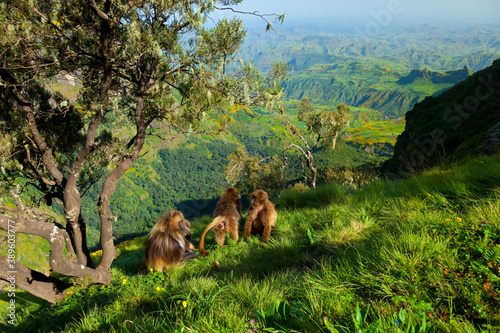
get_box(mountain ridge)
[397,66,472,85]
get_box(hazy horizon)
[212,0,500,29]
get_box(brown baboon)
[198,187,241,256]
[144,210,197,271]
[244,189,277,243]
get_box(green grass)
[403,78,454,95]
[4,155,500,332]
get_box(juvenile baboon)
[144,210,197,271]
[198,187,241,256]
[244,189,277,243]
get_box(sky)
[216,0,500,26]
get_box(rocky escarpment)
[385,59,500,176]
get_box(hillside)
[241,23,500,73]
[283,61,471,118]
[5,154,500,332]
[385,58,500,175]
[346,117,406,157]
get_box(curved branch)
[285,143,307,158]
[281,115,311,151]
[0,213,110,284]
[89,0,110,21]
[0,256,67,304]
[215,7,284,34]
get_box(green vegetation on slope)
[7,154,500,332]
[346,117,406,157]
[241,23,500,73]
[283,58,468,118]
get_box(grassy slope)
[6,154,500,332]
[78,107,374,249]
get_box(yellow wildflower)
[182,300,188,308]
[156,287,161,291]
[456,217,462,222]
[122,279,127,285]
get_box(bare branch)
[282,115,310,150]
[10,189,25,224]
[0,206,16,213]
[215,7,285,34]
[89,0,110,21]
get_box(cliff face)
[349,89,422,118]
[385,59,500,176]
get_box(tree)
[0,0,286,303]
[281,97,351,189]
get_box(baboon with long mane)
[145,210,197,271]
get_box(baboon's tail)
[198,216,225,257]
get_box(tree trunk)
[306,152,317,189]
[97,75,149,271]
[65,215,95,269]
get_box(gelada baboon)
[244,189,277,243]
[198,187,242,256]
[145,210,197,271]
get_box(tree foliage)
[0,0,286,303]
[224,146,283,195]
